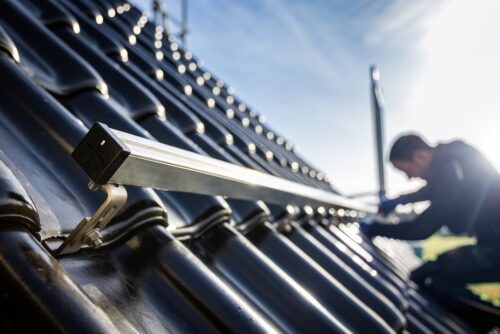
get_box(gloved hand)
[378,196,401,216]
[358,219,374,238]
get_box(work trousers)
[411,244,500,287]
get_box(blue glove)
[358,219,374,238]
[378,196,401,215]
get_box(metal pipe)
[370,65,386,200]
[180,0,188,47]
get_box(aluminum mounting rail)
[73,123,375,213]
[56,122,374,255]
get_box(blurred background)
[133,0,500,200]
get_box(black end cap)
[72,123,130,185]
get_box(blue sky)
[134,0,500,198]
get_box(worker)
[360,133,500,307]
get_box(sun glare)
[406,0,500,172]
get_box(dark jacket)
[370,140,500,244]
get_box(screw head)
[85,228,103,248]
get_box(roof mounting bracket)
[54,122,374,255]
[54,182,127,255]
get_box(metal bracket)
[55,183,127,255]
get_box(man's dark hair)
[389,134,432,161]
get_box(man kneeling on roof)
[360,133,500,310]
